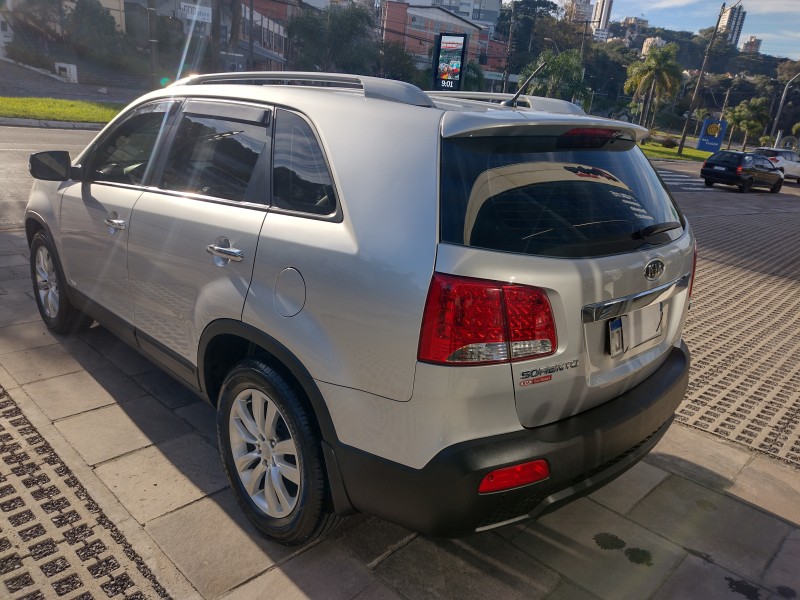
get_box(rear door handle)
[104,218,127,231]
[207,244,244,262]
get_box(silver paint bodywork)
[25,79,694,470]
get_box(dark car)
[701,150,783,193]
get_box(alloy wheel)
[229,388,301,518]
[34,245,59,319]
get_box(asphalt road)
[0,126,96,230]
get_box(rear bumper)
[331,342,690,537]
[700,168,745,186]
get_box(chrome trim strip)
[582,274,691,323]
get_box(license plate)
[608,303,664,357]
[713,165,726,171]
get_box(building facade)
[591,0,612,31]
[641,36,666,56]
[622,16,648,29]
[566,0,592,24]
[382,2,482,70]
[741,34,761,54]
[718,4,745,47]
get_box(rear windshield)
[708,151,742,165]
[753,149,779,158]
[440,135,684,258]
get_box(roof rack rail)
[172,71,435,108]
[426,91,586,115]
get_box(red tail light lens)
[769,157,779,162]
[418,273,556,365]
[478,459,550,493]
[736,166,743,174]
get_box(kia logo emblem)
[644,259,665,281]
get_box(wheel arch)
[198,319,355,515]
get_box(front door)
[126,100,272,382]
[59,101,176,326]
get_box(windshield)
[440,136,684,258]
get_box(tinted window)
[272,109,335,216]
[89,102,172,185]
[158,110,269,202]
[708,151,742,166]
[440,136,683,258]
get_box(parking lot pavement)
[1,213,799,599]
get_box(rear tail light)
[478,459,550,493]
[418,273,556,365]
[702,161,707,169]
[736,166,743,174]
[769,157,779,162]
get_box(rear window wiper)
[633,221,682,242]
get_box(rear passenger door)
[126,100,271,384]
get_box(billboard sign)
[696,118,727,153]
[432,33,468,91]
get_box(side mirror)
[29,151,72,181]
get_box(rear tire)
[739,179,752,193]
[704,179,714,187]
[770,179,783,193]
[217,358,340,545]
[29,231,93,334]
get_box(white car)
[753,147,800,182]
[26,72,695,545]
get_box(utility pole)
[502,0,516,93]
[248,0,255,69]
[211,0,221,72]
[677,1,738,155]
[147,0,158,89]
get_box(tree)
[519,49,588,104]
[11,0,62,36]
[64,0,120,58]
[624,44,682,127]
[287,5,376,74]
[693,106,708,137]
[463,60,485,91]
[376,41,418,84]
[723,105,744,150]
[735,97,770,151]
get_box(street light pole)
[677,1,739,155]
[769,71,800,141]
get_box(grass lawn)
[0,97,120,123]
[639,142,713,163]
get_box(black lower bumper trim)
[331,342,690,537]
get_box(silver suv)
[26,73,695,545]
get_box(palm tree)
[735,98,770,151]
[724,105,744,150]
[520,49,587,104]
[624,44,683,128]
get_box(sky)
[607,0,800,61]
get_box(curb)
[0,117,104,131]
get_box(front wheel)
[771,179,783,193]
[217,358,339,545]
[29,232,92,334]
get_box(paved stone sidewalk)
[2,216,800,600]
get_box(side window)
[158,110,269,203]
[88,102,173,185]
[743,156,753,168]
[272,109,336,216]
